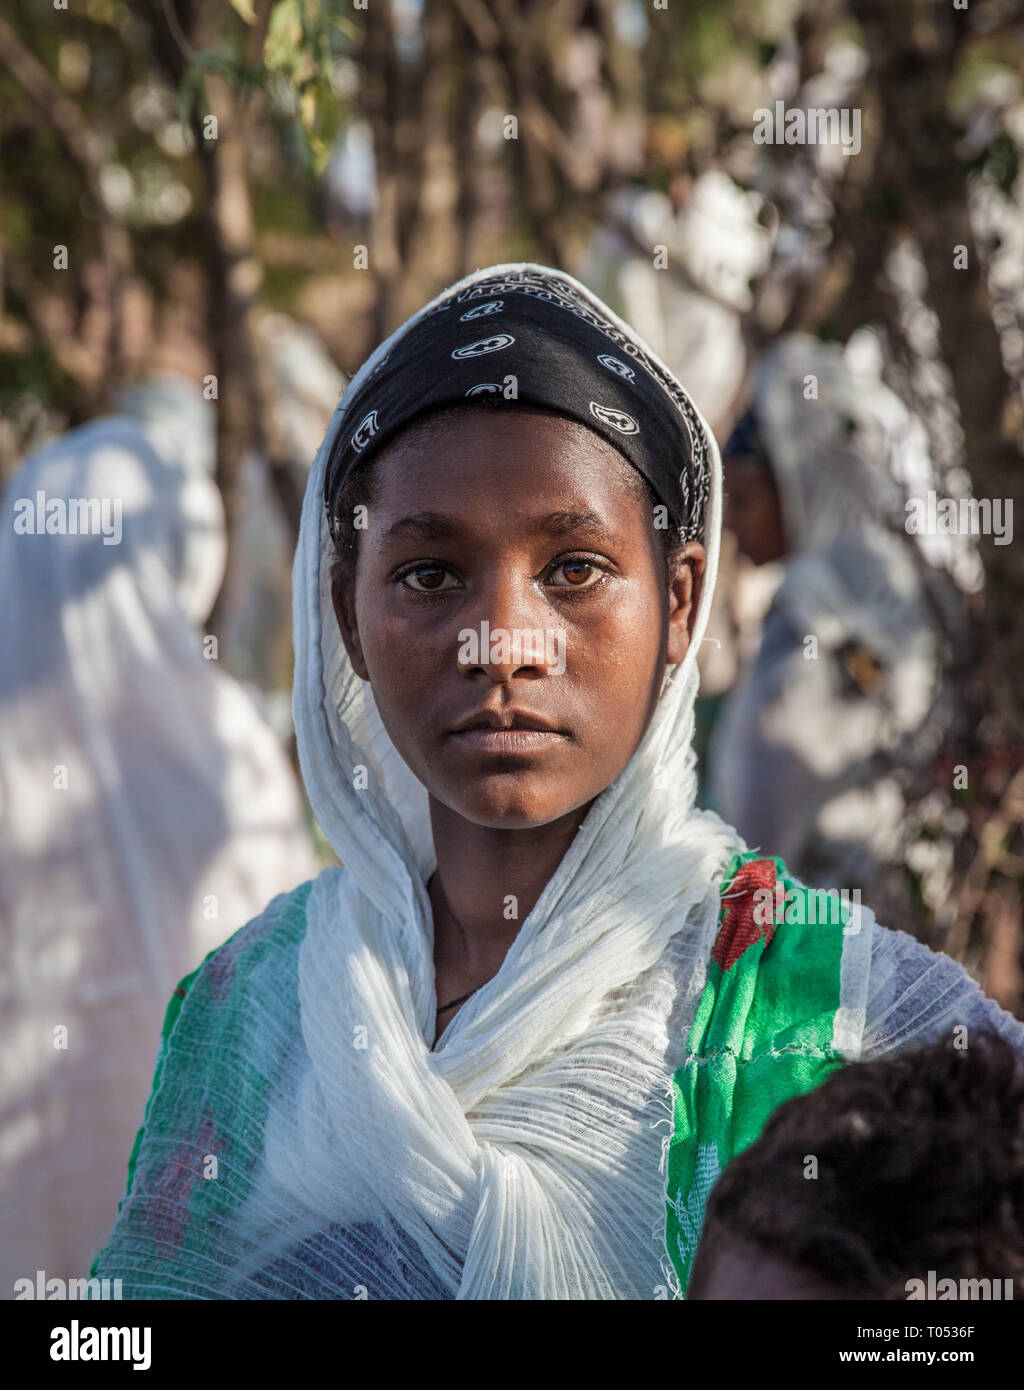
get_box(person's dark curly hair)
[327,400,690,604]
[687,1030,1024,1300]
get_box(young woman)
[92,265,1024,1300]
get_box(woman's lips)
[449,727,568,754]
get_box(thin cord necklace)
[436,986,480,1016]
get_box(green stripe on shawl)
[119,962,200,1217]
[665,851,851,1295]
[90,880,314,1290]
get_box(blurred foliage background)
[2,0,1023,1008]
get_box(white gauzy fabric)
[0,381,317,1290]
[862,925,1024,1061]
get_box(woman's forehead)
[369,406,649,511]
[362,411,655,559]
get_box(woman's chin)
[433,779,591,831]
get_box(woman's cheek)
[365,615,438,682]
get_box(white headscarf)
[266,263,741,1297]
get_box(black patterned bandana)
[324,265,712,544]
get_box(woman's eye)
[548,558,606,589]
[399,563,459,593]
[398,557,608,593]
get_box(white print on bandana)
[451,334,515,358]
[460,301,504,320]
[449,273,706,487]
[590,401,640,435]
[351,409,381,451]
[597,354,636,381]
[465,383,502,395]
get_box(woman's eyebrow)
[382,511,459,542]
[381,508,618,544]
[537,509,615,542]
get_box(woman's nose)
[455,574,566,680]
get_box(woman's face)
[332,407,705,830]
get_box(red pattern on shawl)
[711,857,778,973]
[203,915,275,1002]
[146,1119,222,1254]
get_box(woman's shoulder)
[860,917,1024,1061]
[154,872,330,1057]
[96,873,331,1273]
[712,852,1024,1063]
[702,849,876,1056]
[186,875,317,996]
[191,865,362,994]
[144,875,317,1070]
[711,850,866,962]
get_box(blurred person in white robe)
[0,375,318,1293]
[709,334,964,900]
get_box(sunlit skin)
[687,1237,863,1300]
[331,407,705,1043]
[723,454,787,566]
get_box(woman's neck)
[426,795,595,999]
